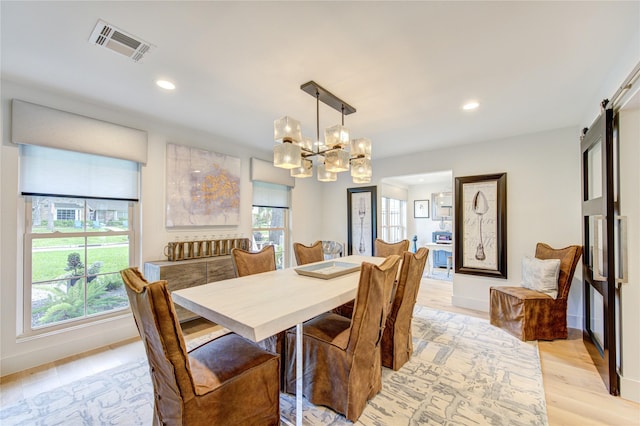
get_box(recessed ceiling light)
[156,79,175,90]
[463,101,479,110]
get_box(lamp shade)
[324,124,349,148]
[317,163,337,182]
[298,136,314,152]
[350,157,372,178]
[274,116,302,143]
[352,175,371,184]
[350,137,371,158]
[273,142,302,169]
[324,149,350,172]
[290,158,313,178]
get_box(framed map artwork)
[166,143,240,227]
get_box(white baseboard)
[621,375,640,403]
[567,313,583,331]
[1,318,138,377]
[451,295,488,313]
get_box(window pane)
[32,238,86,283]
[380,197,407,243]
[251,206,288,269]
[87,236,130,274]
[86,273,128,316]
[31,197,86,233]
[252,206,285,228]
[32,278,85,328]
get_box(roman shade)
[250,157,295,187]
[11,99,148,164]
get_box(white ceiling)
[1,1,638,162]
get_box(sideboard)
[144,256,235,322]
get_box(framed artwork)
[166,143,241,227]
[454,173,507,278]
[414,200,430,218]
[347,186,377,256]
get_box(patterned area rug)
[0,307,547,425]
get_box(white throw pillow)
[521,256,561,299]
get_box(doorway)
[381,170,454,281]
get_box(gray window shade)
[20,145,140,201]
[252,181,290,208]
[11,99,148,164]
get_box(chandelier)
[273,81,372,183]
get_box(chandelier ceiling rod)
[300,81,356,115]
[316,90,320,143]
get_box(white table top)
[425,242,453,251]
[172,255,384,342]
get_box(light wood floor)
[2,277,639,425]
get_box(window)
[380,197,407,242]
[55,208,76,220]
[25,197,134,331]
[251,206,289,269]
[252,181,291,269]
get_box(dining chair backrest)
[373,238,409,257]
[121,267,282,425]
[346,255,400,411]
[535,242,582,300]
[293,240,324,265]
[120,268,195,417]
[381,247,429,370]
[231,245,276,277]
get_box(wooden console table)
[144,256,235,322]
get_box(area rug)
[0,307,548,425]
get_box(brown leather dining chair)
[293,240,324,265]
[120,268,280,426]
[333,238,410,319]
[381,247,429,371]
[490,243,583,341]
[374,238,410,257]
[230,244,276,277]
[230,244,286,384]
[284,255,401,422]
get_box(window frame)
[380,196,407,243]
[251,205,290,269]
[21,196,138,337]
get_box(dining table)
[171,254,385,426]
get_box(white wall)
[322,127,584,318]
[618,105,640,402]
[407,181,453,247]
[0,79,320,375]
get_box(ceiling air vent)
[88,20,152,62]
